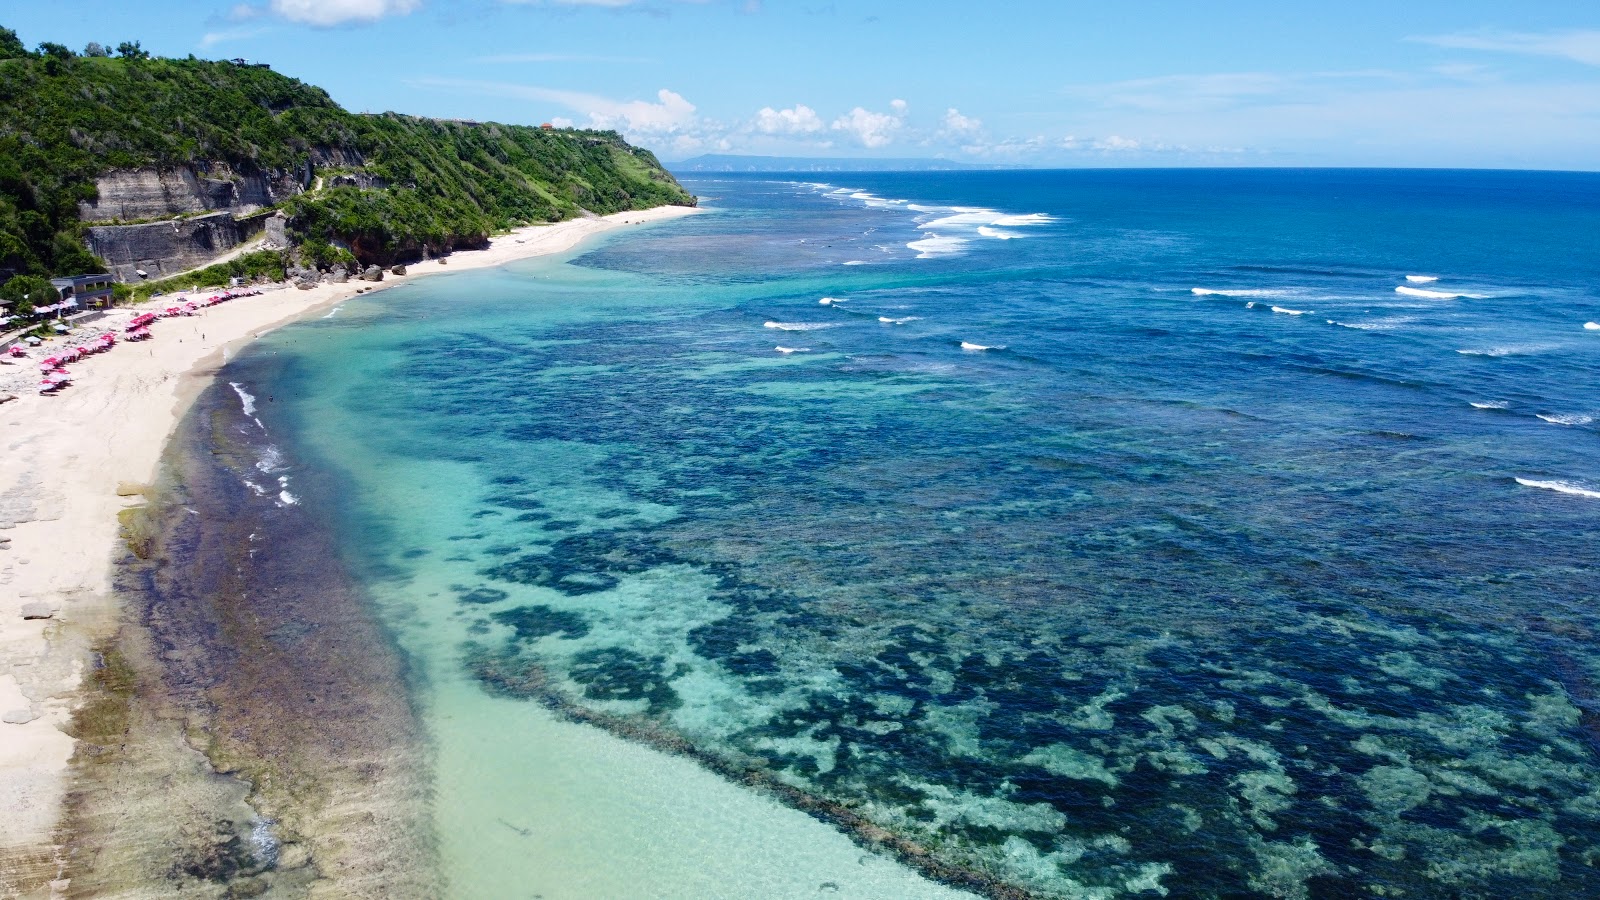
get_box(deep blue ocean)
[232,170,1600,898]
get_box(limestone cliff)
[77,161,309,223]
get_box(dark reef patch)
[492,604,591,641]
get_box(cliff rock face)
[77,161,309,223]
[86,212,246,282]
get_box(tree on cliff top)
[0,27,26,59]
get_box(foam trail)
[256,445,286,474]
[764,321,839,332]
[907,235,968,258]
[1469,401,1509,410]
[819,297,843,305]
[229,382,257,417]
[878,316,921,325]
[1192,288,1291,298]
[843,260,867,266]
[992,213,1055,226]
[1586,322,1599,331]
[1405,275,1439,283]
[774,346,810,354]
[1515,478,1600,500]
[323,306,342,319]
[960,341,1000,351]
[1536,413,1594,426]
[977,226,1023,239]
[1396,286,1486,299]
[1271,306,1309,316]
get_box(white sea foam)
[843,260,867,266]
[977,226,1022,239]
[774,346,810,354]
[1191,288,1292,298]
[823,186,1050,259]
[1469,401,1509,410]
[992,213,1055,226]
[1405,275,1439,283]
[322,306,342,319]
[1271,306,1309,316]
[1586,322,1600,330]
[1536,413,1594,426]
[764,321,838,332]
[278,490,300,506]
[1456,344,1552,357]
[1515,478,1600,500]
[256,445,286,474]
[878,316,921,325]
[907,235,969,258]
[960,341,1000,351]
[1328,316,1415,330]
[229,381,257,417]
[1396,286,1486,299]
[241,479,269,497]
[818,297,843,305]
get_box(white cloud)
[942,107,981,134]
[584,88,697,133]
[266,0,420,26]
[1094,135,1141,151]
[1414,29,1600,67]
[754,104,824,134]
[199,27,269,48]
[831,102,906,148]
[412,79,698,135]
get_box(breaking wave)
[764,321,839,332]
[1515,478,1600,499]
[1396,286,1487,299]
[1192,288,1293,298]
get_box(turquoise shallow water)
[231,171,1600,898]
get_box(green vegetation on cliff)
[0,25,694,279]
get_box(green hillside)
[0,26,694,279]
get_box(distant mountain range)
[671,154,1020,173]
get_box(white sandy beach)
[0,205,701,895]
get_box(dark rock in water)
[470,510,502,519]
[489,495,545,511]
[513,511,551,522]
[170,818,268,883]
[454,585,510,605]
[482,553,620,595]
[482,545,520,557]
[400,548,429,559]
[570,646,678,713]
[492,604,590,641]
[540,519,581,532]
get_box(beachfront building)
[50,274,116,309]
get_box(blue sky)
[8,1,1600,168]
